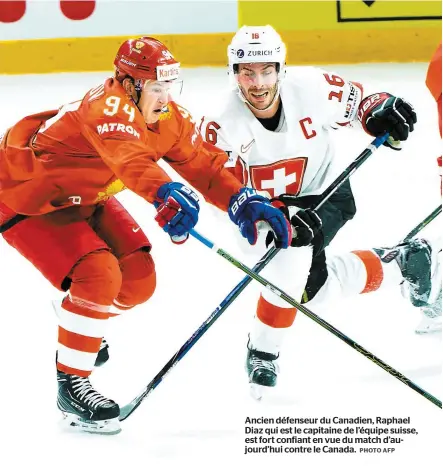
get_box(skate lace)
[71,377,112,409]
[251,355,277,374]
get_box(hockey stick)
[189,229,442,409]
[118,134,389,421]
[404,205,442,241]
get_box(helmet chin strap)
[133,79,145,105]
[237,80,282,113]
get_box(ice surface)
[0,64,441,466]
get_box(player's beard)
[245,82,279,111]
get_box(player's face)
[138,81,174,124]
[236,63,279,110]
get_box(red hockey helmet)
[114,37,180,82]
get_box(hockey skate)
[374,238,442,308]
[246,347,279,401]
[57,369,121,434]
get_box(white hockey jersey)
[200,67,363,198]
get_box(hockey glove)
[228,187,291,248]
[271,195,322,247]
[155,182,200,244]
[358,93,417,150]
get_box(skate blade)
[249,383,274,401]
[61,412,121,435]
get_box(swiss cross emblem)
[250,158,308,198]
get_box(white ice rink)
[0,63,441,466]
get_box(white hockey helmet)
[227,25,286,78]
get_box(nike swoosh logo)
[240,139,255,153]
[132,227,141,233]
